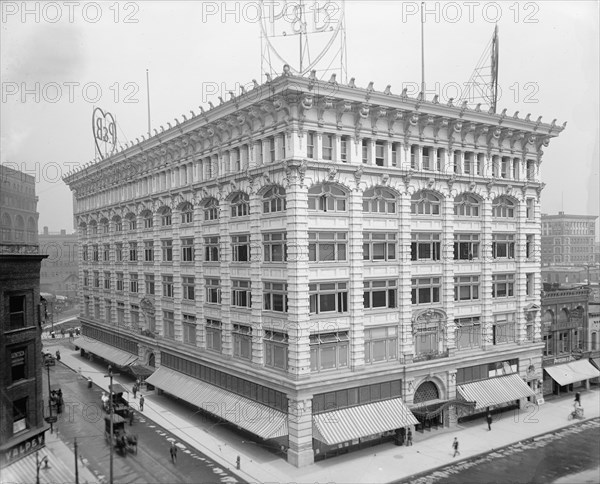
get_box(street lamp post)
[45,362,54,434]
[104,369,119,484]
[35,451,49,484]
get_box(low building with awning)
[146,366,288,440]
[544,359,600,393]
[73,337,138,367]
[457,373,536,410]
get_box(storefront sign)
[552,355,574,365]
[2,432,45,466]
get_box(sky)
[1,0,599,234]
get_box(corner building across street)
[63,70,564,466]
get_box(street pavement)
[43,339,600,484]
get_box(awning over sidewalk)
[589,358,600,371]
[73,337,138,367]
[129,364,155,379]
[457,373,535,410]
[312,398,418,446]
[146,367,288,439]
[544,360,600,386]
[2,446,75,484]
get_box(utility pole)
[74,437,79,484]
[104,369,119,484]
[45,363,54,433]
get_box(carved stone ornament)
[353,165,363,187]
[380,173,390,186]
[327,165,338,182]
[536,182,546,202]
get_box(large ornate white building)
[63,70,564,466]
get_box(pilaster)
[286,397,314,467]
[481,197,493,348]
[398,192,413,360]
[249,192,264,364]
[442,196,455,351]
[219,199,233,356]
[348,189,364,369]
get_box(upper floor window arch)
[411,190,441,216]
[492,196,516,218]
[179,202,194,224]
[263,185,287,213]
[231,192,250,218]
[363,187,396,214]
[308,183,347,212]
[454,193,481,217]
[203,198,219,221]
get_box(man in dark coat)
[486,412,493,431]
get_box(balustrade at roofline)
[63,73,563,188]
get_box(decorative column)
[481,196,494,349]
[398,190,413,362]
[219,197,233,356]
[348,187,364,369]
[515,193,527,343]
[287,397,314,467]
[442,193,456,353]
[249,190,264,364]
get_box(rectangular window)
[526,273,534,296]
[308,232,347,261]
[493,313,516,344]
[105,299,112,324]
[526,198,535,220]
[340,136,349,162]
[264,331,289,370]
[181,238,194,262]
[232,235,250,262]
[183,314,197,345]
[117,302,125,324]
[411,277,441,305]
[233,324,253,360]
[362,139,368,163]
[454,234,480,260]
[455,317,481,350]
[232,280,251,307]
[129,242,137,262]
[205,278,221,304]
[93,271,100,288]
[310,332,349,371]
[115,243,123,262]
[454,275,480,301]
[264,282,288,312]
[11,347,27,383]
[130,304,140,327]
[206,319,222,352]
[363,280,397,309]
[375,141,384,166]
[103,244,110,262]
[422,146,431,170]
[307,131,315,159]
[104,272,111,290]
[363,232,396,261]
[323,134,333,160]
[492,234,515,259]
[492,274,515,298]
[130,273,139,293]
[526,234,535,259]
[263,232,287,262]
[411,233,441,261]
[116,273,124,291]
[163,310,175,339]
[12,397,27,435]
[309,282,348,314]
[162,275,174,297]
[204,236,219,262]
[82,245,88,261]
[83,270,89,287]
[161,240,173,262]
[145,274,155,295]
[391,143,398,167]
[543,334,553,356]
[92,244,99,262]
[144,241,154,262]
[364,327,397,363]
[182,276,195,300]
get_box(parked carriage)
[104,414,138,456]
[102,383,132,419]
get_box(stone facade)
[63,72,563,465]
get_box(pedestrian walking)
[139,394,144,411]
[132,383,138,399]
[55,350,61,361]
[407,429,413,446]
[170,442,178,463]
[60,328,65,338]
[486,412,493,431]
[129,410,134,426]
[575,392,581,407]
[452,437,460,457]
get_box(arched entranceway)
[413,381,444,432]
[148,352,155,368]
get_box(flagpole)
[421,2,425,96]
[146,69,151,135]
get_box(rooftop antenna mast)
[260,0,347,82]
[458,25,499,112]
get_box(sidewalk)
[51,341,600,484]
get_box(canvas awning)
[457,373,535,410]
[312,398,418,446]
[129,365,155,379]
[544,360,600,386]
[73,337,138,367]
[146,367,287,439]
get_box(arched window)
[492,196,515,218]
[231,192,250,218]
[99,218,109,234]
[159,207,172,226]
[89,220,98,235]
[112,216,122,232]
[180,202,194,224]
[411,191,441,216]
[1,212,12,242]
[125,213,137,230]
[454,193,481,217]
[263,186,287,213]
[203,198,219,221]
[308,184,347,212]
[558,308,569,324]
[363,187,396,214]
[141,210,153,229]
[15,215,25,241]
[413,381,440,403]
[542,310,554,325]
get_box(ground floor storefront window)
[313,431,396,461]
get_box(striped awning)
[457,373,535,410]
[73,337,138,367]
[545,360,600,386]
[2,447,75,484]
[146,367,287,439]
[312,398,418,446]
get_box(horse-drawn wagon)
[104,414,138,456]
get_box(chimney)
[60,229,66,235]
[43,226,49,235]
